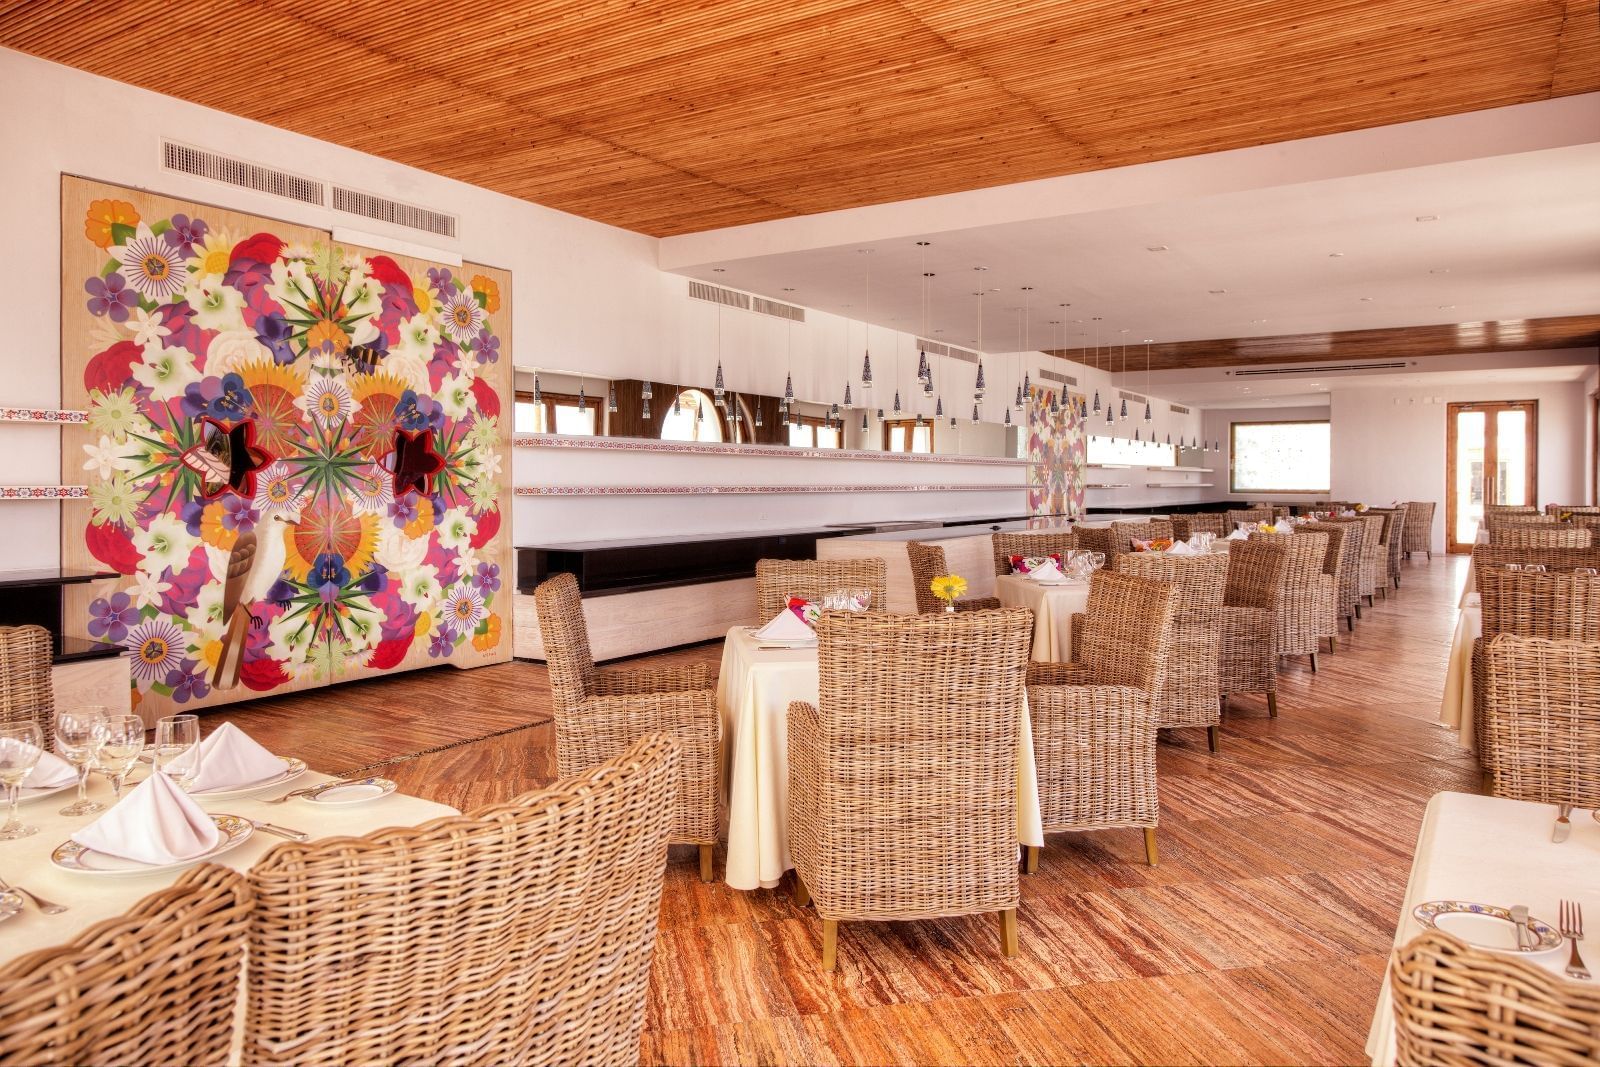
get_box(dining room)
[0,3,1598,1065]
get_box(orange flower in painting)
[471,612,502,652]
[470,274,501,313]
[199,502,238,551]
[305,319,350,353]
[84,199,140,249]
[402,496,434,540]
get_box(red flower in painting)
[83,340,142,395]
[230,233,284,269]
[469,508,499,547]
[366,634,414,671]
[364,255,412,288]
[238,656,290,692]
[470,376,500,419]
[85,521,141,574]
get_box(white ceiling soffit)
[655,95,1600,351]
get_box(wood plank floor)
[208,552,1479,1066]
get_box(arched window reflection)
[659,389,725,443]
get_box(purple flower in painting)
[427,266,454,296]
[85,273,140,322]
[428,630,455,659]
[181,374,252,421]
[225,260,276,314]
[221,493,259,532]
[389,492,419,529]
[166,214,209,257]
[178,498,207,536]
[159,551,212,617]
[87,591,141,644]
[358,564,387,595]
[165,662,211,704]
[471,561,501,594]
[396,390,444,432]
[474,333,500,364]
[311,553,350,604]
[157,302,209,353]
[381,602,417,640]
[264,578,296,606]
[254,313,296,364]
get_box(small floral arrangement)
[1133,538,1174,553]
[1259,523,1279,534]
[786,596,821,627]
[1353,503,1369,513]
[929,574,967,611]
[1008,553,1062,575]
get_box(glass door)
[1446,400,1538,553]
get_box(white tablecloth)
[1460,527,1491,606]
[0,765,458,968]
[1366,791,1600,1065]
[715,626,1044,890]
[1439,592,1480,749]
[994,573,1091,662]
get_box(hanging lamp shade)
[917,349,929,382]
[1004,407,1011,427]
[642,397,652,420]
[861,411,868,431]
[1092,389,1101,413]
[935,396,944,417]
[892,389,901,415]
[862,350,873,387]
[577,386,587,412]
[923,365,935,397]
[1134,427,1141,442]
[754,403,763,428]
[672,391,681,415]
[713,361,725,398]
[971,403,980,424]
[1143,401,1152,422]
[974,360,986,399]
[1013,383,1023,410]
[607,382,619,414]
[1119,396,1128,419]
[641,380,653,400]
[531,373,542,406]
[783,373,793,402]
[875,407,884,420]
[843,382,853,407]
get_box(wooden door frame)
[1444,399,1539,553]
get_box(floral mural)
[1025,386,1086,520]
[65,181,510,713]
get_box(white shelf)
[1147,481,1215,488]
[1168,466,1215,473]
[1085,463,1134,470]
[1086,483,1131,489]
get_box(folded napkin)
[1028,558,1065,581]
[24,747,77,789]
[1165,540,1200,555]
[187,721,289,792]
[755,608,817,642]
[1226,528,1249,541]
[71,768,221,864]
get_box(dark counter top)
[0,567,118,589]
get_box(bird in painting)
[211,513,297,690]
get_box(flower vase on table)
[930,574,967,613]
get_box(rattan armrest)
[956,596,1004,612]
[594,661,710,696]
[1027,683,1156,733]
[1026,662,1094,687]
[1068,613,1086,663]
[572,688,720,750]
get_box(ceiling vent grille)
[332,186,458,239]
[688,281,751,310]
[916,338,981,365]
[162,140,324,206]
[1117,389,1148,404]
[1039,369,1078,387]
[1168,403,1191,414]
[1230,361,1411,378]
[750,296,805,322]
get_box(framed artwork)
[1025,386,1086,520]
[60,177,512,717]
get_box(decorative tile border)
[1,408,88,424]
[512,433,1029,466]
[0,486,89,500]
[516,483,1023,497]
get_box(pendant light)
[1091,317,1102,413]
[859,249,873,389]
[577,383,588,413]
[607,381,618,414]
[1004,407,1011,427]
[1143,339,1154,423]
[1118,330,1129,420]
[643,396,652,420]
[642,380,653,400]
[531,370,543,407]
[973,271,987,401]
[672,390,682,416]
[1019,287,1033,411]
[754,399,763,428]
[861,410,869,431]
[713,305,726,406]
[971,402,980,425]
[935,395,944,418]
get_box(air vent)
[332,186,457,239]
[688,281,751,310]
[162,140,324,206]
[1117,390,1148,405]
[750,296,805,322]
[1169,403,1191,415]
[1231,361,1411,378]
[1039,369,1078,387]
[915,338,981,365]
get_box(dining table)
[994,573,1091,662]
[715,625,1044,891]
[1438,591,1481,749]
[1364,791,1600,1065]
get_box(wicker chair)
[534,572,720,880]
[1220,539,1289,718]
[1298,521,1355,646]
[1485,504,1540,515]
[1470,545,1600,579]
[1072,525,1116,563]
[245,734,679,1066]
[0,865,250,1066]
[1024,572,1176,872]
[1252,531,1332,672]
[788,609,1033,971]
[907,541,1001,613]
[1482,634,1600,808]
[1402,501,1436,559]
[992,529,1079,576]
[1320,516,1368,629]
[1380,504,1409,588]
[0,624,54,753]
[1355,512,1387,608]
[1225,508,1272,529]
[1114,552,1228,751]
[1169,513,1227,541]
[1108,519,1176,562]
[1489,525,1593,549]
[1390,930,1600,1066]
[755,557,887,620]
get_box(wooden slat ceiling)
[2,0,1596,236]
[1045,315,1600,372]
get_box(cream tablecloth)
[716,626,1044,891]
[994,573,1091,662]
[1438,592,1480,749]
[1365,791,1600,1065]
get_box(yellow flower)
[85,198,139,249]
[1259,524,1278,534]
[929,574,968,603]
[403,497,434,539]
[305,318,349,353]
[414,612,434,637]
[191,231,234,277]
[201,639,224,670]
[469,274,501,313]
[412,286,434,314]
[471,612,502,652]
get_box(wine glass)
[96,714,146,800]
[153,714,202,791]
[0,721,44,840]
[56,706,108,816]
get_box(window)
[659,389,724,443]
[1229,420,1331,494]
[882,418,933,454]
[1086,436,1176,467]
[514,391,598,435]
[787,415,842,449]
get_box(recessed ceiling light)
[1429,268,1450,274]
[1360,297,1374,302]
[1146,245,1169,252]
[1143,338,1155,343]
[1209,289,1227,295]
[1328,252,1345,258]
[781,287,795,291]
[711,268,725,273]
[1416,215,1439,222]
[1438,304,1456,310]
[1250,319,1268,324]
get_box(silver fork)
[1560,900,1590,980]
[0,874,68,915]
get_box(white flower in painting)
[133,513,198,575]
[437,507,477,552]
[253,461,304,518]
[268,611,316,663]
[266,259,317,314]
[437,372,475,419]
[349,463,394,516]
[342,271,383,321]
[440,584,486,637]
[131,342,202,402]
[128,306,171,347]
[381,350,430,393]
[128,569,172,611]
[439,290,485,345]
[184,278,247,332]
[397,563,442,613]
[452,543,481,577]
[184,583,226,648]
[374,527,429,574]
[347,315,381,348]
[204,329,272,377]
[124,619,185,682]
[460,448,502,483]
[395,313,440,363]
[342,601,385,654]
[115,225,187,301]
[81,435,139,479]
[300,377,356,428]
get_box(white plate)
[303,777,397,805]
[189,757,308,799]
[16,781,76,804]
[1413,900,1563,955]
[50,814,254,876]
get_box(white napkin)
[71,768,221,864]
[24,747,77,788]
[1165,540,1200,555]
[187,721,289,792]
[1028,558,1065,581]
[1227,528,1249,541]
[755,609,816,642]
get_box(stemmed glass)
[56,706,108,816]
[96,715,146,800]
[0,721,44,840]
[153,714,202,791]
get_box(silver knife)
[249,819,310,842]
[1511,903,1531,951]
[1553,803,1572,843]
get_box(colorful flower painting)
[1025,386,1086,520]
[67,180,510,713]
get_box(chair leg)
[698,844,714,882]
[821,919,838,971]
[1427,551,1432,561]
[1309,652,1319,673]
[999,909,1019,957]
[1143,827,1159,866]
[1393,576,1401,589]
[1267,691,1278,718]
[1328,636,1338,653]
[792,874,811,907]
[1207,724,1219,753]
[1022,845,1040,874]
[1355,603,1363,619]
[1347,614,1355,632]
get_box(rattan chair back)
[0,865,249,1066]
[907,541,952,613]
[1224,539,1289,611]
[0,624,54,754]
[991,530,1079,575]
[1226,508,1273,528]
[1486,504,1540,515]
[1320,516,1368,613]
[755,558,887,620]
[1483,634,1600,808]
[1251,530,1330,657]
[1489,526,1593,548]
[245,735,681,1067]
[1168,513,1227,541]
[1390,930,1600,1066]
[1478,568,1600,642]
[1402,501,1436,555]
[1076,571,1178,692]
[1108,520,1175,556]
[1298,521,1355,624]
[1485,514,1560,529]
[533,572,597,712]
[1115,552,1227,730]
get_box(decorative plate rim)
[1413,899,1563,952]
[50,814,254,876]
